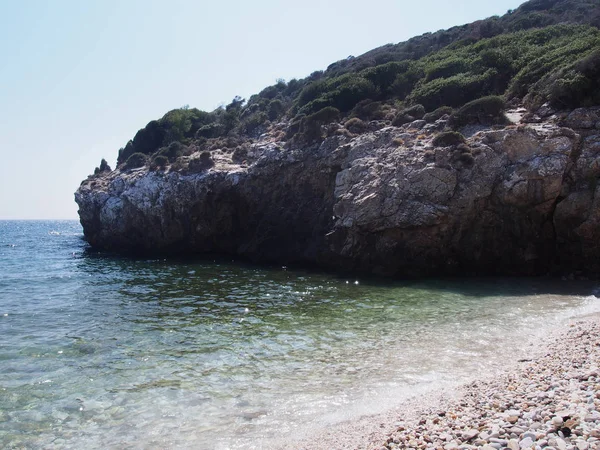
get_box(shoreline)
[284,314,600,450]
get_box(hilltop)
[77,0,600,278]
[86,0,600,174]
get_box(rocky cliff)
[76,107,600,277]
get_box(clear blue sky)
[0,0,524,219]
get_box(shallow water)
[0,220,598,449]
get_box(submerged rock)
[76,110,600,277]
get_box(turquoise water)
[1,220,599,449]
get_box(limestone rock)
[75,109,600,277]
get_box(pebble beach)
[293,316,600,450]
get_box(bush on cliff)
[527,49,600,108]
[432,131,466,147]
[423,106,453,123]
[123,153,148,170]
[93,158,111,175]
[188,151,214,173]
[297,74,377,115]
[408,69,499,111]
[109,2,600,172]
[449,96,507,128]
[240,112,268,135]
[392,104,427,127]
[150,155,169,170]
[344,117,368,134]
[350,99,390,121]
[156,141,187,162]
[298,107,340,141]
[117,108,218,164]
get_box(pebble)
[380,320,600,450]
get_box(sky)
[0,0,524,220]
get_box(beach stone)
[520,436,534,448]
[508,438,520,450]
[522,431,537,441]
[576,441,589,450]
[462,429,478,441]
[374,320,600,450]
[530,422,543,430]
[585,412,600,422]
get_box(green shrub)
[432,131,466,147]
[232,146,248,163]
[117,141,135,165]
[351,100,388,121]
[131,120,166,156]
[402,104,426,119]
[529,49,600,108]
[300,107,340,141]
[99,158,111,172]
[94,158,111,175]
[409,69,498,110]
[507,25,600,99]
[188,151,214,173]
[392,104,426,126]
[297,80,327,106]
[116,108,217,164]
[361,61,411,95]
[449,95,506,128]
[106,17,600,174]
[156,141,186,161]
[123,152,148,170]
[390,63,423,99]
[344,117,368,134]
[196,123,225,138]
[161,107,210,146]
[298,74,377,114]
[151,155,169,170]
[200,151,213,166]
[424,58,471,81]
[305,106,340,124]
[267,99,285,121]
[457,152,475,166]
[423,106,453,123]
[241,112,268,135]
[392,113,413,127]
[257,81,286,100]
[286,114,305,138]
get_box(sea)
[1,220,599,449]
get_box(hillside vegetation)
[106,0,600,172]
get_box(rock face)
[75,107,600,277]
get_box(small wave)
[48,231,61,236]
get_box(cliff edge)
[76,107,600,277]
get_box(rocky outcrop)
[75,107,600,277]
